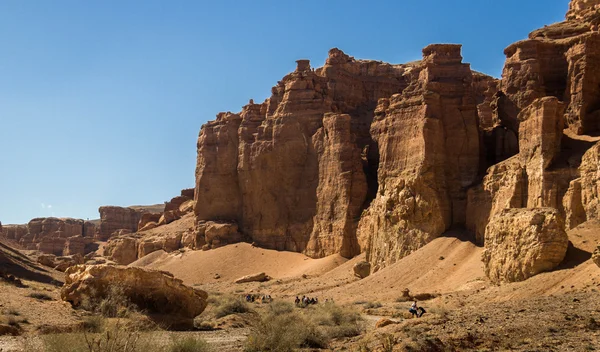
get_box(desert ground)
[1,219,599,351]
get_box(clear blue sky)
[0,0,567,224]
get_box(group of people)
[295,295,319,306]
[409,300,426,318]
[244,294,272,303]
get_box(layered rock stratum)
[188,0,600,282]
[0,218,95,256]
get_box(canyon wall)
[193,45,488,264]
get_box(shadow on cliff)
[0,240,59,284]
[440,228,482,247]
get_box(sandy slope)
[141,242,348,287]
[145,220,600,308]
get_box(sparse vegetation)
[214,297,251,319]
[82,316,105,333]
[29,292,53,301]
[380,334,397,352]
[80,286,138,318]
[363,301,382,309]
[194,320,215,331]
[245,302,364,351]
[168,337,212,352]
[30,319,211,352]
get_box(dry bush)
[245,312,327,352]
[194,320,215,331]
[363,301,382,309]
[35,319,146,352]
[403,336,446,352]
[33,319,189,352]
[82,316,105,333]
[245,302,364,351]
[267,300,294,315]
[380,333,397,352]
[29,292,53,301]
[80,286,138,318]
[213,297,251,319]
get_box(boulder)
[103,236,140,265]
[200,221,243,249]
[563,142,600,229]
[139,222,159,232]
[482,208,569,283]
[37,253,57,268]
[53,254,84,272]
[164,196,190,214]
[353,261,371,279]
[61,265,208,330]
[178,200,194,215]
[138,213,162,231]
[158,211,179,226]
[234,272,268,284]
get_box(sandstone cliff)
[185,1,600,282]
[0,218,95,256]
[192,45,491,264]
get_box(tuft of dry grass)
[245,302,364,351]
[29,292,53,301]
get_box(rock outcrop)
[198,221,243,250]
[103,214,196,265]
[193,45,490,267]
[234,272,268,283]
[482,208,569,284]
[61,265,208,329]
[593,246,600,267]
[138,212,162,231]
[466,97,567,244]
[567,0,600,20]
[0,218,95,256]
[103,235,140,265]
[359,44,481,267]
[353,261,371,279]
[97,206,143,241]
[37,253,84,272]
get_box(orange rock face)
[97,206,142,241]
[0,218,95,256]
[192,45,490,264]
[359,44,481,267]
[193,48,414,256]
